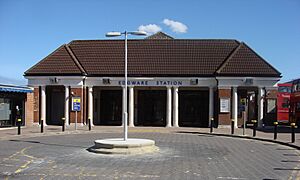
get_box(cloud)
[163,19,187,33]
[138,24,162,35]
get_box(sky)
[0,0,299,84]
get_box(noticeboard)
[72,97,81,111]
[220,98,230,113]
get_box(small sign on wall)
[220,98,230,113]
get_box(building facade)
[24,32,281,128]
[0,84,33,127]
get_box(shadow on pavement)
[8,139,87,148]
[274,167,300,171]
[175,131,216,137]
[256,126,300,134]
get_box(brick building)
[24,32,281,128]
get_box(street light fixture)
[105,31,147,141]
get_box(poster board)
[220,98,230,113]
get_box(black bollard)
[62,118,65,132]
[17,118,21,135]
[252,120,257,137]
[291,123,296,143]
[231,119,235,135]
[41,119,44,133]
[88,118,91,131]
[210,118,214,133]
[273,121,278,140]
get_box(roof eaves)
[241,42,281,76]
[24,45,65,76]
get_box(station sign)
[102,79,202,86]
[72,97,81,111]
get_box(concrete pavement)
[0,125,299,148]
[0,130,299,179]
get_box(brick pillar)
[25,92,34,126]
[70,87,83,124]
[33,87,40,123]
[218,88,232,126]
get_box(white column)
[88,86,94,126]
[232,87,238,128]
[128,86,134,127]
[258,87,264,127]
[122,87,126,126]
[65,86,70,125]
[209,87,214,127]
[173,87,179,127]
[166,86,172,127]
[41,86,47,126]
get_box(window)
[267,99,276,113]
[278,86,292,93]
[282,98,289,108]
[297,82,300,92]
[296,102,300,112]
[0,98,12,127]
[293,80,300,92]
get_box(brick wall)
[218,88,231,126]
[25,92,34,126]
[70,88,83,123]
[33,87,39,123]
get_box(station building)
[24,32,281,128]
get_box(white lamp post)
[106,31,147,141]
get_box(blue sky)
[0,0,299,84]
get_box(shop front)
[0,85,32,127]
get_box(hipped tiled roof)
[25,35,281,77]
[25,45,83,75]
[145,32,174,39]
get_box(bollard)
[251,120,257,137]
[62,118,65,132]
[17,118,22,135]
[41,119,44,133]
[231,119,235,135]
[291,123,296,143]
[273,121,278,140]
[210,118,214,133]
[88,118,91,131]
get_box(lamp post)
[106,31,147,141]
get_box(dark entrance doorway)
[46,86,65,125]
[179,90,209,127]
[98,90,122,126]
[137,90,166,126]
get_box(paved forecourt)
[0,131,299,179]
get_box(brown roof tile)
[25,38,281,77]
[67,39,240,76]
[216,43,280,76]
[25,45,83,75]
[145,32,174,39]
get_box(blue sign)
[72,97,81,111]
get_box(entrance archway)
[179,90,209,127]
[46,86,65,125]
[137,90,166,126]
